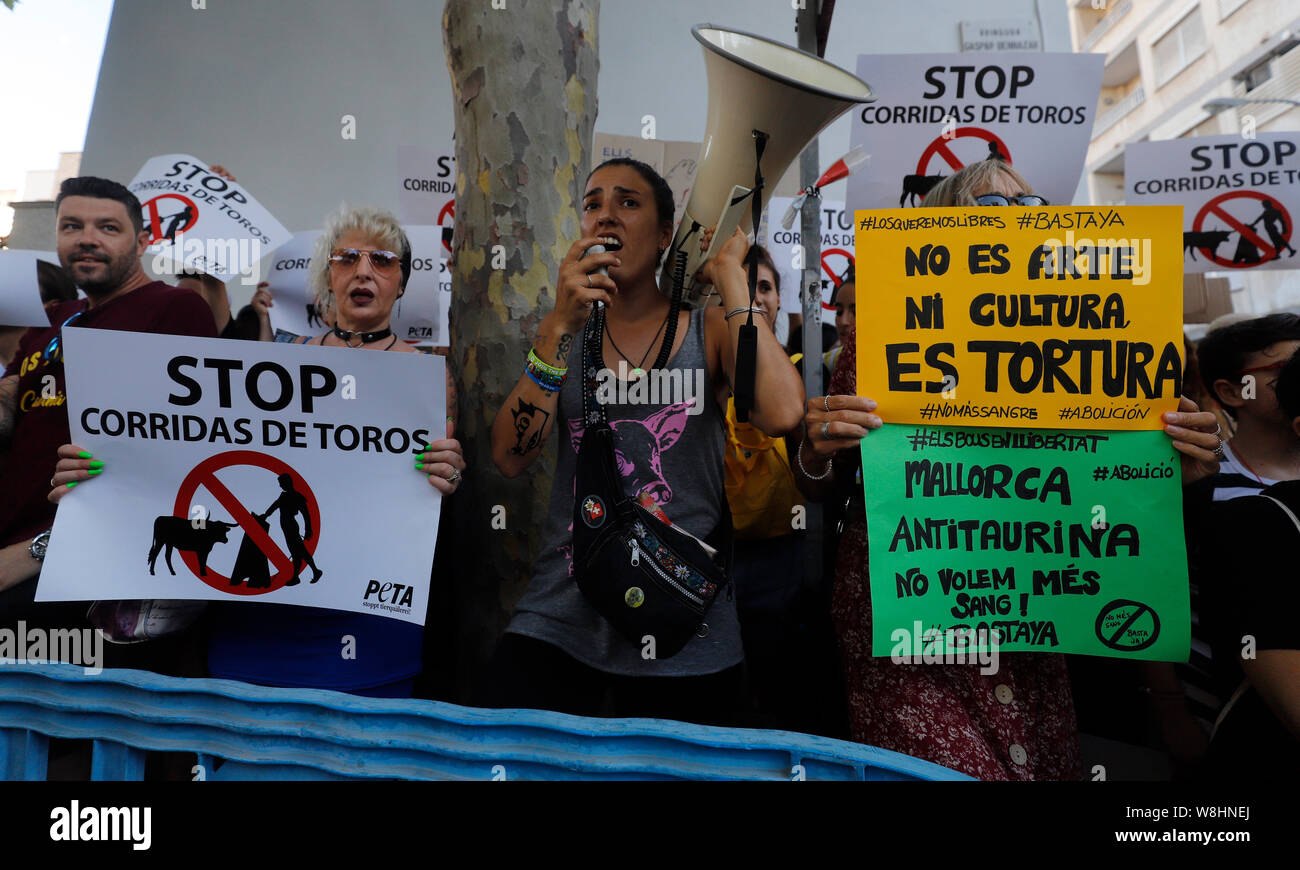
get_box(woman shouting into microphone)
[483,157,804,724]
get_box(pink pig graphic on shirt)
[557,400,694,574]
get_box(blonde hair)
[921,159,1035,208]
[309,205,411,319]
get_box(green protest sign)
[861,424,1190,661]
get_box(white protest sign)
[764,198,852,325]
[393,225,452,347]
[847,53,1103,212]
[260,227,449,346]
[39,328,445,624]
[0,249,58,327]
[261,229,324,337]
[592,133,701,240]
[397,145,456,255]
[1126,133,1300,274]
[127,154,292,283]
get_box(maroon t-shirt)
[0,281,217,547]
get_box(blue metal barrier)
[0,662,969,781]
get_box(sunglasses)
[1238,360,1289,376]
[973,193,1050,207]
[328,248,402,272]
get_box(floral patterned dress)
[829,329,1083,781]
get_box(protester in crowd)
[1192,314,1300,499]
[38,259,79,311]
[175,271,272,341]
[51,205,462,697]
[1175,315,1300,743]
[789,158,1223,779]
[824,266,855,374]
[209,205,461,696]
[482,157,804,724]
[1201,348,1300,778]
[2,261,80,370]
[722,245,839,732]
[0,177,216,666]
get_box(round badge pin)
[624,586,644,608]
[581,495,606,528]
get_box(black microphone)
[583,243,608,310]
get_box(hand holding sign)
[804,393,882,459]
[1162,396,1222,486]
[415,418,465,495]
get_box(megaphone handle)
[734,131,768,424]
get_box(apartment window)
[1219,0,1250,20]
[1243,60,1272,91]
[1153,6,1207,86]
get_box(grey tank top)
[508,306,742,676]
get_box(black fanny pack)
[571,307,732,659]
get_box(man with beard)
[0,176,216,643]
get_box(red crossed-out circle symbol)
[1191,190,1293,269]
[820,248,855,313]
[437,200,455,254]
[915,127,1013,176]
[173,450,321,595]
[142,194,199,245]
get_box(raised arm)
[490,236,619,477]
[701,228,805,437]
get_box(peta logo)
[362,579,415,614]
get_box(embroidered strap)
[580,306,609,432]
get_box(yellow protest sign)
[854,206,1183,430]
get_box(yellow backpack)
[723,354,806,540]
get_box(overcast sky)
[0,0,113,194]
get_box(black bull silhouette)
[148,515,236,576]
[1183,229,1233,261]
[900,174,945,207]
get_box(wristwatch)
[28,530,51,562]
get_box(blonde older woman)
[204,205,463,696]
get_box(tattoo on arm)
[508,397,551,456]
[555,333,573,366]
[0,376,17,449]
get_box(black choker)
[331,325,393,345]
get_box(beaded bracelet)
[796,436,833,480]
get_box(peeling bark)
[442,0,599,684]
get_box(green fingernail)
[88,469,102,476]
[77,451,93,459]
[425,443,433,451]
[66,481,76,488]
[415,461,424,470]
[88,460,104,469]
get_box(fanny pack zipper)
[626,537,704,607]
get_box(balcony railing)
[0,663,969,781]
[1080,0,1133,53]
[1094,85,1146,136]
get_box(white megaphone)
[661,25,874,306]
